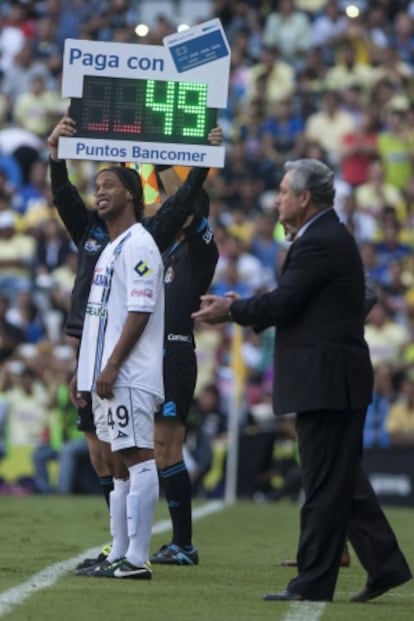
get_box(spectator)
[194,383,227,440]
[364,301,408,370]
[249,211,280,279]
[304,88,356,168]
[6,290,45,344]
[323,40,378,94]
[388,12,414,66]
[1,40,55,106]
[310,0,349,64]
[0,10,25,78]
[386,373,414,446]
[363,362,393,449]
[211,255,252,299]
[354,159,407,234]
[33,217,73,277]
[32,374,88,494]
[0,294,25,363]
[374,217,412,268]
[339,108,379,188]
[374,44,413,91]
[260,97,305,187]
[32,15,63,77]
[377,102,414,195]
[2,363,49,450]
[13,72,64,139]
[0,210,36,301]
[243,45,295,113]
[379,258,409,323]
[182,402,214,497]
[262,0,311,66]
[214,232,269,295]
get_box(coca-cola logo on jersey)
[130,288,153,298]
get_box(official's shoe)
[350,576,411,603]
[75,543,112,571]
[150,543,199,565]
[280,548,351,568]
[113,559,152,580]
[263,590,304,602]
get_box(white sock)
[125,459,159,566]
[107,478,130,562]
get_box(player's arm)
[96,312,150,399]
[48,113,90,245]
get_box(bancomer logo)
[75,143,208,163]
[131,147,207,163]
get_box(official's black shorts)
[76,392,96,433]
[156,344,197,426]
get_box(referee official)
[150,182,218,566]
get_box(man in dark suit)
[192,159,411,603]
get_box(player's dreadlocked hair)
[98,165,144,221]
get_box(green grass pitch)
[0,495,413,621]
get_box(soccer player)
[150,183,218,566]
[73,163,164,579]
[47,114,222,570]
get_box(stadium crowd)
[1,0,414,496]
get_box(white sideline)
[282,602,326,621]
[0,500,224,617]
[0,499,326,621]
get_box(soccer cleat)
[113,559,152,579]
[77,558,123,577]
[77,558,152,579]
[75,543,112,571]
[150,543,199,566]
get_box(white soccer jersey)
[77,222,164,402]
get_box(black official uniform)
[159,207,218,424]
[50,158,210,430]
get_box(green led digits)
[145,80,175,135]
[145,80,207,137]
[177,82,207,137]
[69,75,217,144]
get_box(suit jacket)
[230,209,374,415]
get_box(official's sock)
[159,461,193,548]
[126,459,159,566]
[107,478,129,562]
[100,475,114,509]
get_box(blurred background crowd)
[1,0,414,500]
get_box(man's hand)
[69,373,87,409]
[96,361,119,399]
[48,109,76,159]
[192,294,232,324]
[208,125,223,146]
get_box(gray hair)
[283,159,335,209]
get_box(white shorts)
[92,387,157,452]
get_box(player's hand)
[69,373,87,408]
[192,294,231,324]
[208,125,223,146]
[96,362,118,399]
